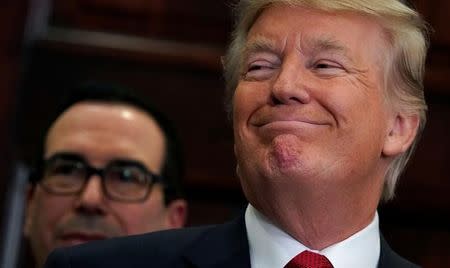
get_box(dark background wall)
[1,0,449,267]
[0,1,28,198]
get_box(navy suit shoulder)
[378,236,421,268]
[45,225,211,268]
[45,215,250,268]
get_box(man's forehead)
[48,101,160,136]
[247,4,384,38]
[244,5,386,62]
[44,101,165,162]
[62,101,149,119]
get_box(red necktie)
[284,250,334,268]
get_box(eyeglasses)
[38,153,164,202]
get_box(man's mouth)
[250,108,330,129]
[58,232,109,247]
[257,119,325,127]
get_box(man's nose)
[270,62,311,105]
[74,175,107,215]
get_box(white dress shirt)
[245,204,380,268]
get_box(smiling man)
[45,1,428,267]
[25,84,187,268]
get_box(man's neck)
[253,190,379,250]
[245,205,381,268]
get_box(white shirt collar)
[245,204,380,268]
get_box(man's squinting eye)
[243,56,280,80]
[311,59,347,76]
[248,64,265,72]
[241,49,282,79]
[243,63,274,81]
[314,60,342,69]
[248,61,273,72]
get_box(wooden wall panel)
[0,0,28,212]
[412,0,450,45]
[0,1,28,267]
[412,0,450,97]
[50,0,232,45]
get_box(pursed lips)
[250,113,330,128]
[58,231,110,246]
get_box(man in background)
[45,0,429,267]
[24,83,187,267]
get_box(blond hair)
[223,0,429,201]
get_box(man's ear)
[23,184,36,237]
[165,199,188,228]
[382,113,420,157]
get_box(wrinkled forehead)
[251,6,381,43]
[242,1,394,34]
[248,5,389,65]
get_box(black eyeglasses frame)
[33,153,165,203]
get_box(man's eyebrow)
[45,151,86,162]
[307,36,350,57]
[109,158,147,167]
[243,36,281,57]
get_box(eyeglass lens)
[41,157,153,201]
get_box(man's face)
[24,102,186,267]
[233,5,398,211]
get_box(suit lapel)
[378,235,418,268]
[378,235,394,268]
[182,214,251,268]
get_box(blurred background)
[0,0,449,267]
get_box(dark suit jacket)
[45,214,419,268]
